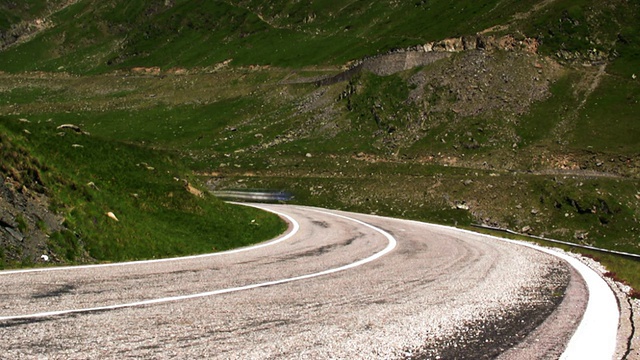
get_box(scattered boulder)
[0,174,67,265]
[574,231,589,241]
[422,34,539,54]
[130,67,161,76]
[165,67,187,75]
[137,162,155,171]
[56,124,89,135]
[87,182,99,190]
[183,180,204,198]
[212,59,233,71]
[4,226,24,241]
[106,212,119,222]
[455,202,470,210]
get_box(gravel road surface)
[0,204,594,359]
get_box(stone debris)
[574,231,589,241]
[56,124,90,135]
[456,202,470,210]
[86,182,99,190]
[183,180,204,198]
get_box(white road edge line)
[373,215,618,360]
[489,235,618,360]
[0,206,300,276]
[0,207,397,321]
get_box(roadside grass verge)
[0,117,285,264]
[213,163,638,298]
[212,162,639,253]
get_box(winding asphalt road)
[0,204,619,359]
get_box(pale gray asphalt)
[0,204,583,359]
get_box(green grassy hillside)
[0,116,285,267]
[1,0,639,291]
[1,0,636,74]
[0,0,61,29]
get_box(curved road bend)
[0,204,616,359]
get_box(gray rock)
[4,226,23,241]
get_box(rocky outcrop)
[361,51,452,76]
[314,34,540,86]
[130,67,162,76]
[315,52,451,86]
[0,175,66,266]
[0,18,53,50]
[0,0,82,50]
[421,34,539,54]
[0,129,85,267]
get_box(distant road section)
[212,190,294,202]
[0,205,618,359]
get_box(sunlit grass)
[0,117,285,265]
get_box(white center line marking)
[0,206,299,276]
[0,207,396,321]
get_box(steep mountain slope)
[0,0,638,286]
[1,0,637,74]
[0,0,74,50]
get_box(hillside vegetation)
[0,0,637,73]
[0,0,638,287]
[0,116,285,268]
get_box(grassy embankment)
[0,116,285,267]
